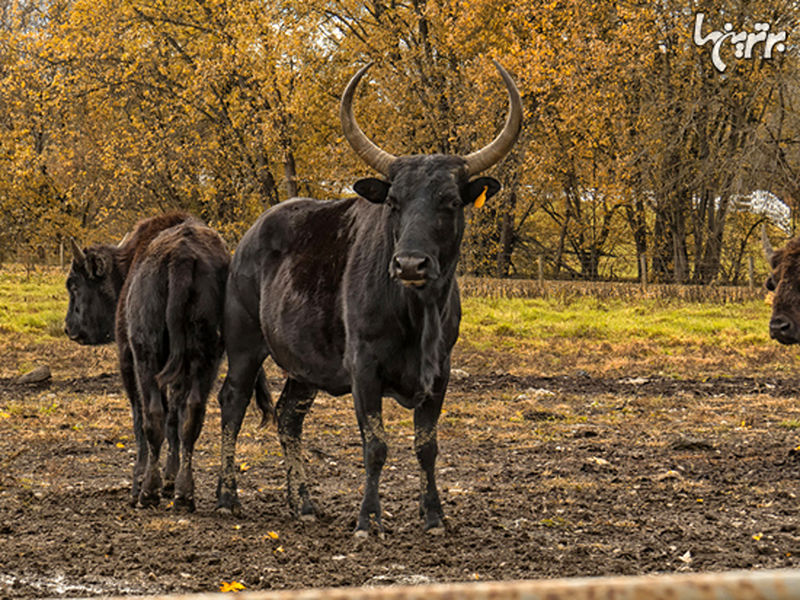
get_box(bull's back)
[231,197,360,393]
[125,221,229,357]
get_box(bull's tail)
[254,367,276,427]
[155,258,193,388]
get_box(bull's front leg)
[352,374,387,537]
[414,373,447,533]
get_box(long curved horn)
[762,223,775,263]
[69,237,86,266]
[463,61,523,176]
[340,63,397,177]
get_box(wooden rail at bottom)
[120,569,800,600]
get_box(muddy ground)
[3,346,800,597]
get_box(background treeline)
[0,0,798,283]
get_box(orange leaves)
[219,581,246,593]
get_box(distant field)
[0,265,794,380]
[0,265,67,340]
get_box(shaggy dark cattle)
[216,62,522,535]
[65,214,272,510]
[764,227,800,344]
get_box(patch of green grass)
[460,295,773,353]
[0,267,67,339]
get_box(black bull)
[216,62,522,535]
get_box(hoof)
[138,492,160,509]
[353,529,369,539]
[172,496,196,513]
[215,503,242,518]
[425,524,446,536]
[299,512,316,523]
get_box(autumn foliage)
[0,0,797,283]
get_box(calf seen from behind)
[65,213,270,510]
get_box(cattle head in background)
[340,61,522,297]
[64,239,123,345]
[763,226,800,344]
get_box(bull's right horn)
[762,223,775,263]
[463,61,523,176]
[69,237,86,266]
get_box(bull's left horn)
[340,63,397,177]
[463,61,523,176]
[69,237,86,265]
[762,223,775,262]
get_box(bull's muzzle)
[770,314,798,344]
[391,253,432,288]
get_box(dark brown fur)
[766,237,800,344]
[65,213,272,510]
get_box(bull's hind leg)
[414,384,446,533]
[216,289,268,515]
[162,398,180,498]
[276,378,317,519]
[135,354,167,508]
[119,345,147,507]
[173,361,212,512]
[216,353,263,515]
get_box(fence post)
[640,255,648,289]
[537,255,544,286]
[748,255,755,290]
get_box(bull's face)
[339,61,521,293]
[765,240,800,345]
[354,156,500,291]
[64,246,118,345]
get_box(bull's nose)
[391,254,429,285]
[64,325,82,342]
[770,315,796,343]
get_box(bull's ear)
[88,253,107,279]
[466,177,501,206]
[354,178,390,204]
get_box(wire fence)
[459,277,767,303]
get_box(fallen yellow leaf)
[239,462,250,472]
[116,442,125,449]
[220,581,246,593]
[753,533,763,541]
[274,545,284,554]
[266,531,279,540]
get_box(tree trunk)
[494,187,517,277]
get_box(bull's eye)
[438,195,460,211]
[765,276,776,292]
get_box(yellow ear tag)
[474,186,488,208]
